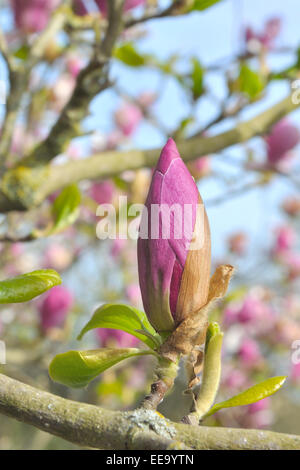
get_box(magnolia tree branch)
[0,373,299,450]
[0,6,70,166]
[0,92,298,213]
[21,0,125,168]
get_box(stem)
[140,356,179,410]
[183,324,223,425]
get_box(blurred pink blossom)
[228,231,248,255]
[111,238,126,258]
[237,295,273,325]
[188,156,211,179]
[282,197,300,217]
[44,244,73,271]
[10,0,60,33]
[222,367,248,390]
[95,328,139,347]
[238,338,263,367]
[66,56,83,78]
[248,397,270,414]
[125,284,141,306]
[89,180,115,205]
[114,103,142,137]
[272,225,297,256]
[245,17,281,52]
[291,362,300,383]
[137,91,157,108]
[282,251,300,279]
[39,285,73,332]
[265,119,300,166]
[51,74,76,112]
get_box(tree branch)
[0,373,299,450]
[21,0,125,168]
[0,92,298,213]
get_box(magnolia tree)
[0,0,300,450]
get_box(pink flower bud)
[114,103,142,137]
[95,328,139,348]
[265,119,300,166]
[39,285,73,332]
[138,138,211,332]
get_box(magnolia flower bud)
[138,138,211,333]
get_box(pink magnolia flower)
[137,138,211,333]
[114,103,142,137]
[95,328,139,348]
[265,119,300,166]
[10,0,60,33]
[228,231,248,256]
[39,285,73,332]
[238,338,263,368]
[89,180,115,205]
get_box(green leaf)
[50,184,81,234]
[191,0,222,11]
[205,376,287,417]
[0,270,61,304]
[77,303,160,350]
[114,43,146,67]
[238,63,264,99]
[191,57,204,99]
[49,348,156,388]
[14,45,30,60]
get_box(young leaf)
[49,348,157,388]
[114,43,146,67]
[238,63,264,99]
[205,376,287,418]
[191,57,204,99]
[192,0,222,11]
[0,270,61,304]
[77,303,160,350]
[50,184,81,234]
